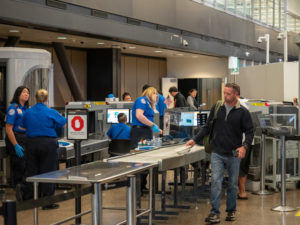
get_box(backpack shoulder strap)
[213,100,223,119]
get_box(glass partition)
[195,0,298,33]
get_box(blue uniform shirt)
[156,94,167,117]
[132,96,154,126]
[6,103,27,133]
[106,123,131,140]
[21,103,66,138]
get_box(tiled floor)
[1,178,300,225]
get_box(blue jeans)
[210,152,240,215]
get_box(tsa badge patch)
[141,98,146,104]
[8,108,15,116]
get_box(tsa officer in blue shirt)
[131,87,162,190]
[5,86,30,187]
[19,89,66,210]
[131,86,162,149]
[107,113,131,140]
[142,85,167,129]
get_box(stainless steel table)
[109,144,206,217]
[27,161,155,225]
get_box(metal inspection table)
[27,161,155,225]
[109,144,206,217]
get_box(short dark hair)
[169,86,178,93]
[10,86,30,108]
[122,92,131,101]
[225,83,240,95]
[188,89,197,94]
[118,113,127,123]
[142,84,151,92]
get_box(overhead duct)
[53,42,84,101]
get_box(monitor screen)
[179,112,199,126]
[129,109,132,124]
[199,110,210,125]
[259,117,272,128]
[106,108,130,124]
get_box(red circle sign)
[71,116,84,131]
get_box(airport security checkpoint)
[1,3,300,224]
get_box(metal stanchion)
[91,183,102,225]
[253,133,273,195]
[126,175,136,225]
[34,182,38,225]
[3,200,17,225]
[74,140,82,225]
[148,168,153,225]
[271,136,296,212]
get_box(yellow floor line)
[295,210,300,217]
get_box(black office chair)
[108,139,131,157]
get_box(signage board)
[67,109,88,140]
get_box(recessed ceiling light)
[57,36,67,40]
[177,53,184,56]
[128,46,136,49]
[9,29,20,33]
[97,42,104,45]
[172,34,180,38]
[192,55,198,58]
[155,50,163,53]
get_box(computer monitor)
[106,108,130,124]
[129,109,132,124]
[259,117,272,128]
[199,110,210,125]
[179,111,199,126]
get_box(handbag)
[203,100,222,153]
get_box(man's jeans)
[210,152,240,215]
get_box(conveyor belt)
[109,144,205,171]
[58,138,109,160]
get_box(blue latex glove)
[14,144,24,158]
[151,123,160,133]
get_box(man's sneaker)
[205,213,220,224]
[225,211,236,221]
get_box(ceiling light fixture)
[245,51,250,57]
[57,36,67,40]
[9,29,20,33]
[177,53,184,56]
[155,50,163,53]
[97,42,104,45]
[128,46,136,49]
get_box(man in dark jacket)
[186,83,254,224]
[168,86,187,108]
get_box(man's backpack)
[202,100,222,153]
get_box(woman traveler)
[5,86,30,187]
[186,89,199,110]
[18,89,66,210]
